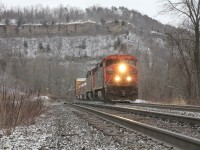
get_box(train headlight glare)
[119,64,126,73]
[115,76,121,82]
[127,76,132,82]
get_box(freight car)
[75,78,86,99]
[85,54,138,102]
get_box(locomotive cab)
[105,59,137,85]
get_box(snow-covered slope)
[0,33,148,59]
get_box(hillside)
[0,5,185,103]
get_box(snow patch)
[39,96,51,101]
[32,96,52,106]
[131,99,147,103]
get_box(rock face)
[0,20,135,37]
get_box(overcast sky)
[1,0,173,25]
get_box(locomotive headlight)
[127,76,132,82]
[119,64,126,73]
[115,76,121,82]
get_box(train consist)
[76,54,138,102]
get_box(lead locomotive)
[77,54,138,102]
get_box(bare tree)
[162,0,200,99]
[166,28,196,100]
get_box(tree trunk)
[194,25,200,99]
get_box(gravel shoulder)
[0,101,124,150]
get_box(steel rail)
[129,103,200,112]
[72,104,200,150]
[78,103,200,125]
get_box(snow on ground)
[0,100,124,150]
[32,96,52,106]
[131,99,147,103]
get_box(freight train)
[76,54,138,102]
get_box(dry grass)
[166,98,187,105]
[0,91,44,132]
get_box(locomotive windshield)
[106,59,136,67]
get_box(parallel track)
[129,103,200,112]
[71,103,200,150]
[78,103,200,125]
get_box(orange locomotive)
[86,54,138,102]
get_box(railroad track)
[129,103,200,113]
[71,103,200,150]
[77,103,200,125]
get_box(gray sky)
[1,0,172,25]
